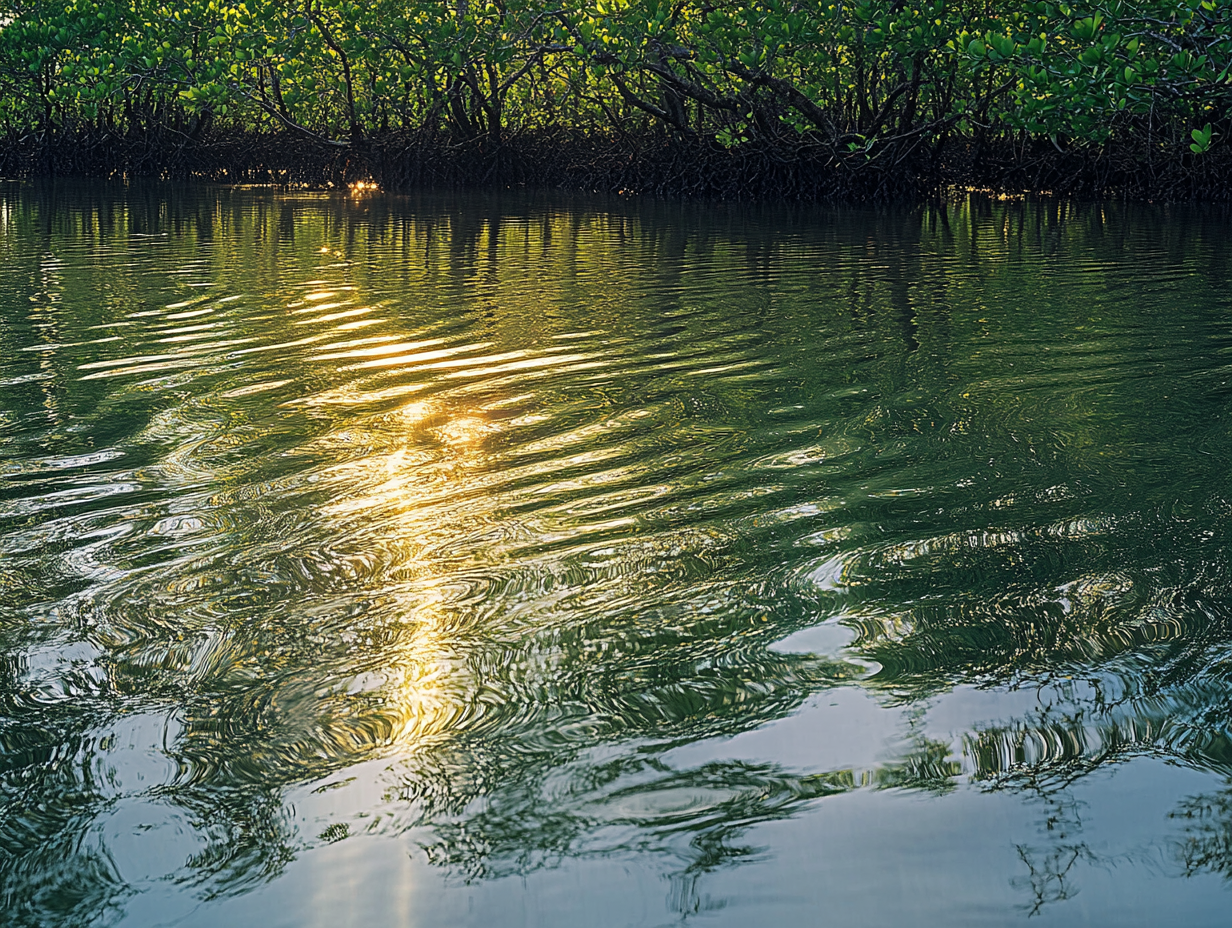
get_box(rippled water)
[3,182,1232,926]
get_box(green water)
[3,182,1232,927]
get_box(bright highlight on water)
[3,182,1232,927]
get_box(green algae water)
[3,181,1232,927]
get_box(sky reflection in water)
[2,183,1232,926]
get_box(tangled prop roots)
[2,129,1231,202]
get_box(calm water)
[3,182,1232,927]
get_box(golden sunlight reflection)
[308,390,512,751]
[383,590,455,752]
[291,379,430,408]
[395,400,435,425]
[435,415,498,446]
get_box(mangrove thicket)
[1,0,1230,197]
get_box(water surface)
[3,182,1232,927]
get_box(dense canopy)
[0,0,1229,190]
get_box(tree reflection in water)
[3,184,1232,925]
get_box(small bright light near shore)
[349,180,379,193]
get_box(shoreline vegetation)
[1,0,1230,201]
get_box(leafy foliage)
[0,1,1228,174]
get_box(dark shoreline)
[4,129,1231,202]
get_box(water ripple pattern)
[4,184,1232,926]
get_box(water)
[2,182,1232,927]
